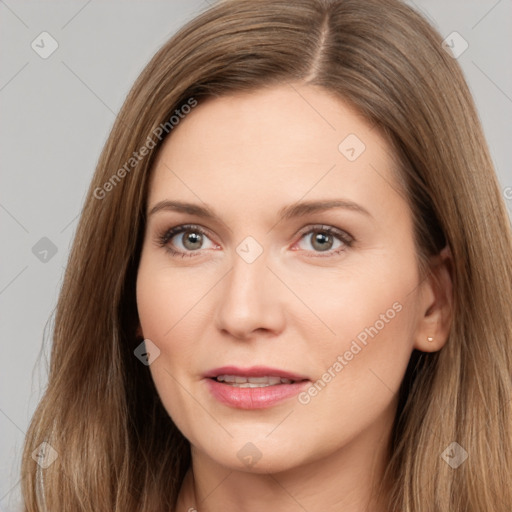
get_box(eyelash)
[156,224,354,258]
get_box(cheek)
[135,255,198,401]
[136,256,206,439]
[293,255,419,419]
[290,253,414,375]
[289,255,418,348]
[136,252,215,346]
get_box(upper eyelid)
[296,224,352,239]
[159,223,215,243]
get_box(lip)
[203,366,310,409]
[203,365,309,381]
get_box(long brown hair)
[21,0,512,510]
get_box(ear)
[135,324,144,339]
[413,245,453,352]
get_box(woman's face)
[136,84,436,473]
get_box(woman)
[21,0,512,510]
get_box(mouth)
[213,375,297,387]
[203,366,310,409]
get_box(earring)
[427,336,434,343]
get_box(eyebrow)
[148,199,372,221]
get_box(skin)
[136,83,453,512]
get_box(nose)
[214,246,286,340]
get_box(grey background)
[1,1,511,510]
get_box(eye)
[293,225,353,256]
[157,224,219,257]
[156,223,353,258]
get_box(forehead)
[147,84,404,223]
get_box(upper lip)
[203,366,309,381]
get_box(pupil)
[184,231,202,250]
[312,232,333,251]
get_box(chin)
[194,435,314,475]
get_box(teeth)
[216,375,294,386]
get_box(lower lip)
[205,378,309,409]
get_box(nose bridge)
[214,237,284,337]
[228,233,269,293]
[225,243,270,311]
